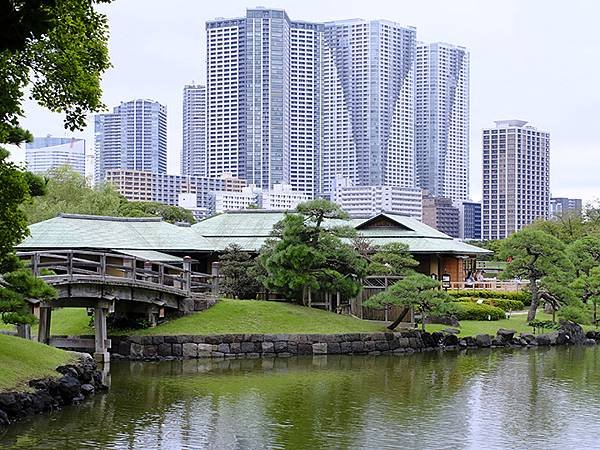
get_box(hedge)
[447,289,531,305]
[449,296,524,312]
[446,302,506,321]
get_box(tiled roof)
[18,214,213,251]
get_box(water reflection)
[1,347,599,449]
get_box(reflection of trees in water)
[3,348,599,449]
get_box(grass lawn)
[425,312,561,336]
[130,299,387,336]
[0,308,93,336]
[0,334,74,392]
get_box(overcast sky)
[13,0,600,202]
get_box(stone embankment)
[111,320,595,361]
[0,353,107,427]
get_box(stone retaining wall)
[111,321,597,361]
[0,353,107,427]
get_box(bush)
[449,296,524,311]
[447,289,531,305]
[447,302,506,321]
[557,304,591,325]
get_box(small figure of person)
[476,270,485,282]
[465,270,474,288]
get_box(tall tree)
[260,200,366,305]
[500,229,574,321]
[0,0,112,324]
[218,244,263,299]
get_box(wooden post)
[94,307,110,363]
[158,264,165,286]
[211,261,220,294]
[37,307,52,344]
[183,256,192,295]
[100,253,107,281]
[68,250,73,280]
[308,288,312,308]
[32,252,40,276]
[336,291,341,313]
[16,324,31,340]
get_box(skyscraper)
[26,136,86,176]
[182,85,206,177]
[320,20,417,195]
[206,8,321,196]
[482,120,550,240]
[416,42,469,202]
[95,99,167,182]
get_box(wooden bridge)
[17,250,215,363]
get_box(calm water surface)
[2,347,600,449]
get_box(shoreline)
[109,321,597,361]
[0,353,107,428]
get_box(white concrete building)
[332,178,422,219]
[416,42,470,202]
[213,185,262,213]
[482,120,550,239]
[25,136,86,176]
[262,184,309,210]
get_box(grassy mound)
[0,334,74,392]
[132,299,387,336]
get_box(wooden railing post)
[68,250,73,280]
[37,307,52,344]
[100,253,107,281]
[183,256,192,295]
[158,264,164,286]
[32,252,40,276]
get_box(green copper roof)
[193,210,491,255]
[18,214,213,251]
[112,249,183,263]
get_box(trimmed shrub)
[447,289,531,305]
[447,302,505,321]
[449,296,524,311]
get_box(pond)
[2,347,600,449]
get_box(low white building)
[262,184,308,210]
[332,178,423,219]
[26,136,86,176]
[213,185,262,213]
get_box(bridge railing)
[16,250,212,295]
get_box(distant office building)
[331,178,422,219]
[320,19,417,195]
[458,201,481,240]
[482,120,550,239]
[206,8,321,196]
[182,85,206,177]
[416,42,469,202]
[95,99,167,182]
[105,169,245,216]
[25,136,86,176]
[262,184,309,210]
[550,197,582,217]
[178,193,211,220]
[422,193,460,238]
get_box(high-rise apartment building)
[182,85,207,177]
[416,42,469,201]
[482,120,550,240]
[95,99,167,182]
[206,8,321,196]
[25,136,86,176]
[320,20,417,195]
